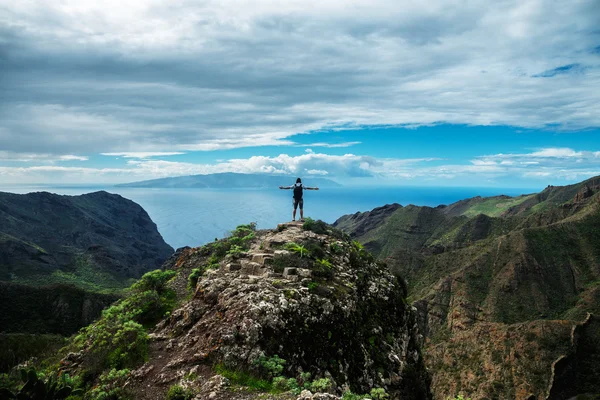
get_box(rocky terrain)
[334,176,600,399]
[54,221,430,400]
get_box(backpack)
[293,183,303,199]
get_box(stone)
[224,262,241,272]
[297,268,312,278]
[240,259,265,275]
[251,253,274,264]
[283,267,298,276]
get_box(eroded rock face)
[133,223,431,399]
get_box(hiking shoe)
[292,219,295,221]
[300,219,305,222]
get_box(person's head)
[296,177,302,183]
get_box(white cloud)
[302,142,362,148]
[306,169,329,175]
[529,148,583,157]
[0,148,599,185]
[0,0,598,156]
[101,152,185,159]
[0,151,88,162]
[59,155,89,161]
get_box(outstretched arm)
[279,186,292,189]
[305,187,319,190]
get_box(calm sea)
[0,186,538,250]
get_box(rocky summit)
[60,221,430,400]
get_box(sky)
[1,0,599,188]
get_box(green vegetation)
[460,195,533,218]
[0,334,67,373]
[0,368,83,400]
[313,259,334,279]
[73,269,176,373]
[340,388,389,399]
[166,384,193,400]
[12,254,134,294]
[130,269,176,294]
[87,368,131,400]
[214,355,337,395]
[284,242,310,258]
[213,364,272,392]
[302,218,329,234]
[255,354,286,379]
[187,268,204,291]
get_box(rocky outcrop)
[0,190,173,282]
[125,223,431,399]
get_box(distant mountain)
[334,175,600,400]
[116,172,342,188]
[0,190,174,286]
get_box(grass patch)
[213,364,272,392]
[461,195,534,218]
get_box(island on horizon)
[116,172,342,189]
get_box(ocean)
[0,186,538,250]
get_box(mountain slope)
[116,172,342,188]
[333,176,600,399]
[0,190,174,286]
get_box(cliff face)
[333,176,600,400]
[0,190,174,284]
[0,282,119,335]
[61,222,431,400]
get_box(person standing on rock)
[279,178,319,222]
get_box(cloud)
[0,148,599,185]
[0,151,88,162]
[101,152,185,159]
[301,142,362,148]
[0,0,599,157]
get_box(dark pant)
[293,198,304,210]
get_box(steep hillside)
[15,222,431,400]
[334,176,600,400]
[0,190,174,373]
[0,190,174,287]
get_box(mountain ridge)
[333,175,600,399]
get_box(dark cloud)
[1,0,599,157]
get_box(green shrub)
[88,369,130,400]
[73,282,176,372]
[0,368,83,400]
[255,354,286,379]
[307,282,320,292]
[341,392,364,400]
[370,387,389,399]
[302,218,329,235]
[329,242,343,254]
[166,384,193,400]
[130,270,176,294]
[310,377,332,393]
[213,364,271,391]
[313,259,334,279]
[227,245,246,258]
[284,242,310,258]
[188,268,203,291]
